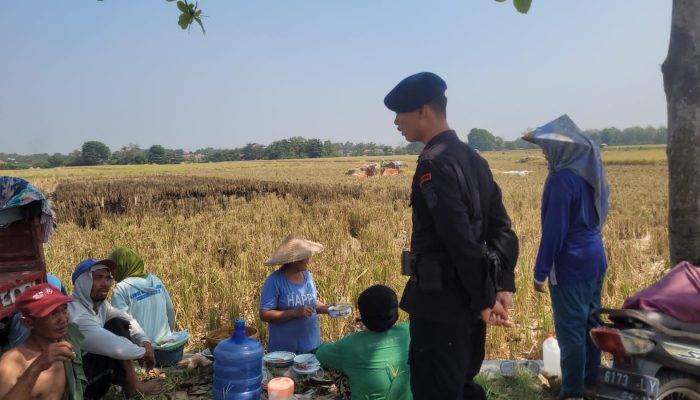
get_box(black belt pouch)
[416,253,444,293]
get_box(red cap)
[15,283,73,318]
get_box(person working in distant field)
[259,235,330,354]
[384,72,519,400]
[69,258,163,398]
[316,285,412,400]
[0,283,86,400]
[525,115,609,400]
[109,247,177,343]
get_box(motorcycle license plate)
[595,367,659,400]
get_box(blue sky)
[0,1,671,154]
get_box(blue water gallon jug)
[212,320,263,400]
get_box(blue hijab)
[526,115,610,228]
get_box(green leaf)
[194,16,206,34]
[494,0,507,2]
[165,0,176,2]
[195,10,202,17]
[513,0,532,13]
[178,13,192,29]
[176,1,189,13]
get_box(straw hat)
[264,235,325,266]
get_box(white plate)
[292,354,320,375]
[263,351,296,366]
[328,304,352,318]
[293,363,321,375]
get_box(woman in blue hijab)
[525,115,610,400]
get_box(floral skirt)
[327,369,351,400]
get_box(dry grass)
[11,148,669,360]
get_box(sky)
[0,1,672,154]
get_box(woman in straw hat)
[259,235,330,354]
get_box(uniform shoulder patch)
[418,172,432,188]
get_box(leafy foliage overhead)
[170,0,206,33]
[494,0,532,14]
[98,0,206,34]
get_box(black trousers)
[409,316,487,400]
[83,318,131,399]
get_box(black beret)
[384,72,447,113]
[358,285,398,333]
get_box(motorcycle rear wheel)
[656,374,700,400]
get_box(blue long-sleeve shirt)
[534,169,607,285]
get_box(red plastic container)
[0,201,48,320]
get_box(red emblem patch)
[419,172,432,188]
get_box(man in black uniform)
[384,72,519,400]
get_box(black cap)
[358,285,399,332]
[384,72,447,113]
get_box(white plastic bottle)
[543,333,562,377]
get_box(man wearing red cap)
[0,283,86,400]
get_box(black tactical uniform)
[401,130,518,400]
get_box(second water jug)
[212,320,264,400]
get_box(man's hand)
[31,341,74,372]
[495,291,514,314]
[533,280,546,293]
[140,341,155,369]
[480,301,514,328]
[295,305,314,318]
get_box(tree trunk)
[663,0,700,265]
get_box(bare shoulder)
[0,347,27,384]
[0,347,27,368]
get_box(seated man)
[0,283,86,400]
[3,274,68,352]
[315,285,412,400]
[69,258,162,398]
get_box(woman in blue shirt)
[524,115,610,400]
[259,235,330,354]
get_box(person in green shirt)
[316,285,412,400]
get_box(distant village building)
[363,148,385,156]
[183,152,204,162]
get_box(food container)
[267,377,294,400]
[263,351,296,368]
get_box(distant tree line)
[0,137,425,170]
[465,125,667,151]
[0,125,667,169]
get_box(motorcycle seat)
[639,311,700,334]
[597,308,700,341]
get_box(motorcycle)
[590,307,700,400]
